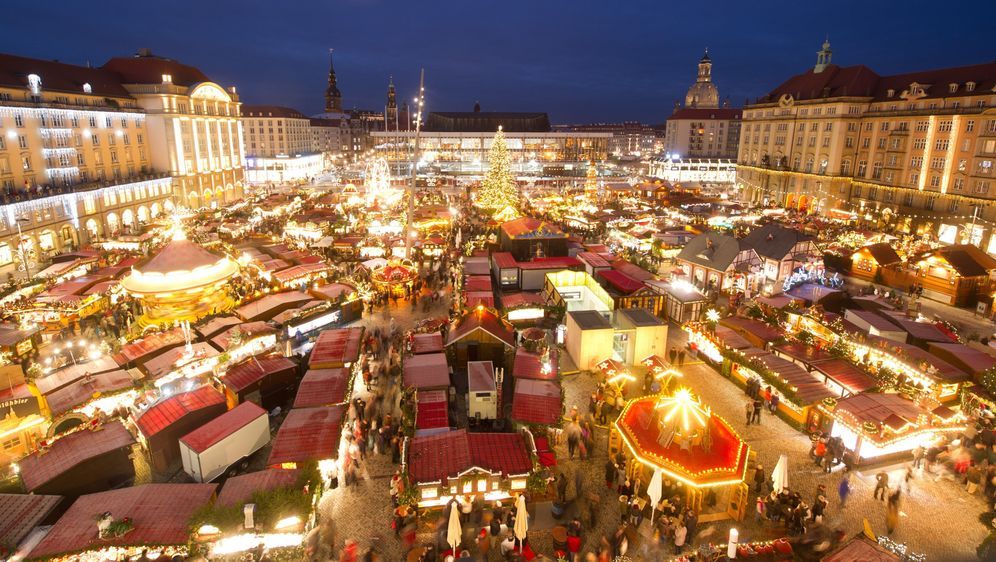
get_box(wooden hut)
[446,307,516,373]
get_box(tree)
[475,126,519,211]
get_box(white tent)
[446,501,462,552]
[647,468,664,525]
[772,454,789,493]
[361,257,388,270]
[513,494,529,548]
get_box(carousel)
[121,227,240,328]
[610,388,752,522]
[370,258,418,297]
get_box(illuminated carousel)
[121,228,240,328]
[611,388,752,522]
[370,258,418,297]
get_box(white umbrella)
[446,500,462,552]
[771,454,789,494]
[513,494,529,549]
[647,468,664,525]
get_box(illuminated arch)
[137,206,149,223]
[122,208,135,226]
[189,82,232,102]
[150,202,162,218]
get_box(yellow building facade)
[738,41,996,249]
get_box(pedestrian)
[755,495,767,523]
[886,488,901,534]
[673,520,687,555]
[811,494,827,523]
[912,445,925,469]
[677,349,686,367]
[745,401,753,425]
[874,471,889,500]
[557,473,569,503]
[838,475,851,507]
[813,439,827,467]
[904,465,915,494]
[751,398,762,425]
[668,347,677,365]
[753,463,766,494]
[605,460,616,489]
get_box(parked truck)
[179,401,270,483]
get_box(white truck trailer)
[179,401,270,483]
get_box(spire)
[386,76,397,109]
[385,76,398,131]
[696,49,712,83]
[324,49,342,112]
[815,37,832,73]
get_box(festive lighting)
[706,309,721,323]
[274,516,302,531]
[656,388,708,432]
[475,126,519,211]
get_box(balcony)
[0,171,171,206]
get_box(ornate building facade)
[737,40,996,249]
[664,50,742,161]
[102,50,244,210]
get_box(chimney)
[137,48,152,58]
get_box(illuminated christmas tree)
[476,126,519,211]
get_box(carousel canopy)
[121,235,239,295]
[614,389,750,488]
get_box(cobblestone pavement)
[313,279,990,561]
[656,329,989,562]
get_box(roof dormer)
[949,83,959,93]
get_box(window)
[930,176,940,188]
[873,162,883,179]
[950,199,959,213]
[909,172,919,186]
[21,155,30,170]
[89,116,96,128]
[967,81,976,92]
[935,139,950,151]
[0,244,11,265]
[845,137,854,148]
[976,181,990,194]
[925,196,935,210]
[857,160,867,176]
[904,192,914,206]
[881,122,890,132]
[862,138,870,149]
[910,156,923,168]
[954,178,965,191]
[92,135,100,147]
[930,157,945,170]
[14,114,23,128]
[913,138,927,150]
[915,121,929,132]
[878,138,887,149]
[841,160,851,175]
[17,136,27,149]
[968,120,976,133]
[854,185,862,197]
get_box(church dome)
[685,81,719,109]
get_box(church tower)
[684,49,719,109]
[386,76,398,130]
[814,38,832,73]
[324,50,342,113]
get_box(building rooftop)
[29,484,216,560]
[0,493,61,549]
[425,111,551,132]
[407,429,532,484]
[222,355,296,394]
[568,310,612,331]
[294,368,352,408]
[242,105,308,119]
[19,421,135,493]
[135,385,225,439]
[267,405,346,465]
[180,401,267,454]
[0,51,133,98]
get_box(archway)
[797,195,810,212]
[163,199,175,213]
[137,206,149,224]
[122,209,134,228]
[106,212,120,235]
[37,230,57,252]
[187,191,200,209]
[785,193,796,209]
[150,202,161,218]
[60,225,76,250]
[203,188,214,209]
[85,218,101,240]
[225,183,234,202]
[48,413,89,437]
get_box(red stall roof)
[511,379,563,425]
[812,359,878,395]
[465,276,493,292]
[492,252,517,270]
[180,402,267,454]
[501,291,545,310]
[412,332,444,355]
[195,315,243,339]
[720,316,784,344]
[210,321,278,351]
[34,356,122,395]
[222,355,296,394]
[135,386,225,439]
[235,291,313,322]
[113,327,185,365]
[598,269,644,294]
[0,493,61,548]
[512,348,556,381]
[463,291,495,309]
[416,390,449,431]
[45,369,135,417]
[447,308,515,348]
[407,429,532,484]
[267,405,346,466]
[294,368,351,408]
[19,421,135,492]
[309,327,364,368]
[29,484,216,560]
[403,353,450,389]
[749,353,835,405]
[216,468,299,507]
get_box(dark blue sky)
[4,0,994,123]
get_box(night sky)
[4,0,993,124]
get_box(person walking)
[886,488,901,534]
[912,445,925,469]
[751,398,763,425]
[753,463,766,494]
[838,475,851,507]
[677,349,686,367]
[874,471,889,500]
[745,401,753,425]
[755,495,767,523]
[605,460,617,490]
[673,520,687,555]
[557,473,569,503]
[668,347,677,365]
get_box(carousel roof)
[121,237,239,295]
[614,390,750,488]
